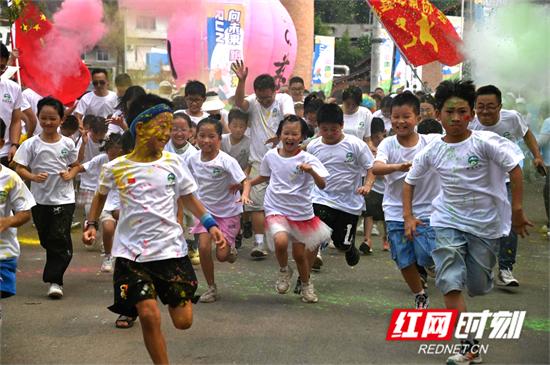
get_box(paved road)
[2,180,549,364]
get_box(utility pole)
[370,14,383,91]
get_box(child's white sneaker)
[276,266,293,294]
[199,284,218,303]
[47,283,63,299]
[301,282,318,303]
[101,255,113,273]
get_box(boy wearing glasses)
[0,42,23,166]
[182,80,209,124]
[231,60,295,258]
[74,68,118,123]
[469,85,545,287]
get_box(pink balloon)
[243,0,297,93]
[166,0,297,93]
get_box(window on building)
[97,49,110,62]
[136,16,156,30]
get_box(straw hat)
[202,93,225,112]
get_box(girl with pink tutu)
[241,115,331,303]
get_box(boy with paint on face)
[372,91,440,310]
[83,94,226,365]
[403,79,531,365]
[469,84,545,287]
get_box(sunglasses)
[92,80,107,86]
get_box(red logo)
[386,309,458,341]
[127,177,136,184]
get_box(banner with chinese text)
[206,3,245,99]
[311,35,335,97]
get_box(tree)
[314,14,332,36]
[335,30,363,68]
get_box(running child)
[188,118,246,303]
[13,97,80,299]
[75,133,123,272]
[403,79,531,365]
[221,108,251,248]
[241,115,331,303]
[0,164,36,298]
[342,86,375,152]
[307,103,374,271]
[372,91,440,309]
[360,117,389,254]
[83,94,226,364]
[164,112,200,264]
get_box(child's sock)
[254,234,264,245]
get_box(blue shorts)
[432,227,499,296]
[386,220,435,270]
[0,258,17,298]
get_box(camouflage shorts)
[108,256,199,317]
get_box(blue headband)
[129,103,173,138]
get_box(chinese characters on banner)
[206,4,245,99]
[367,0,463,67]
[311,35,335,97]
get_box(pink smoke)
[39,0,106,88]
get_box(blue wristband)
[200,213,218,231]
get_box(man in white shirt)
[232,60,295,258]
[470,85,545,287]
[74,68,118,123]
[0,43,23,166]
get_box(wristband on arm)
[200,213,218,231]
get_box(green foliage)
[335,30,366,69]
[315,0,371,24]
[314,14,332,36]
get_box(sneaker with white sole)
[250,242,268,258]
[199,284,218,303]
[276,266,293,294]
[47,283,63,299]
[301,282,318,303]
[446,340,483,365]
[415,293,429,309]
[496,268,519,287]
[312,252,323,272]
[372,224,380,236]
[227,247,238,264]
[101,255,113,272]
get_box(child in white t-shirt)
[75,133,123,273]
[372,92,440,310]
[0,165,36,298]
[13,97,80,299]
[188,118,246,303]
[164,112,200,264]
[404,79,531,365]
[242,116,331,303]
[82,95,226,364]
[307,103,374,271]
[182,81,210,125]
[342,86,375,152]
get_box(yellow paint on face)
[134,112,174,161]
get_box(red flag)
[15,2,90,105]
[367,0,463,66]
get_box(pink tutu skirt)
[265,215,332,252]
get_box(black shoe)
[345,245,360,266]
[359,242,373,255]
[243,222,253,239]
[235,233,242,249]
[293,278,302,294]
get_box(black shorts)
[313,204,359,250]
[363,190,385,221]
[109,256,198,317]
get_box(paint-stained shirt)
[0,166,36,259]
[98,151,197,262]
[405,131,523,238]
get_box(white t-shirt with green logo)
[343,106,373,140]
[0,78,23,158]
[187,150,246,218]
[307,134,374,215]
[375,133,440,222]
[13,135,78,205]
[98,151,197,262]
[0,166,36,259]
[260,149,329,221]
[405,131,524,239]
